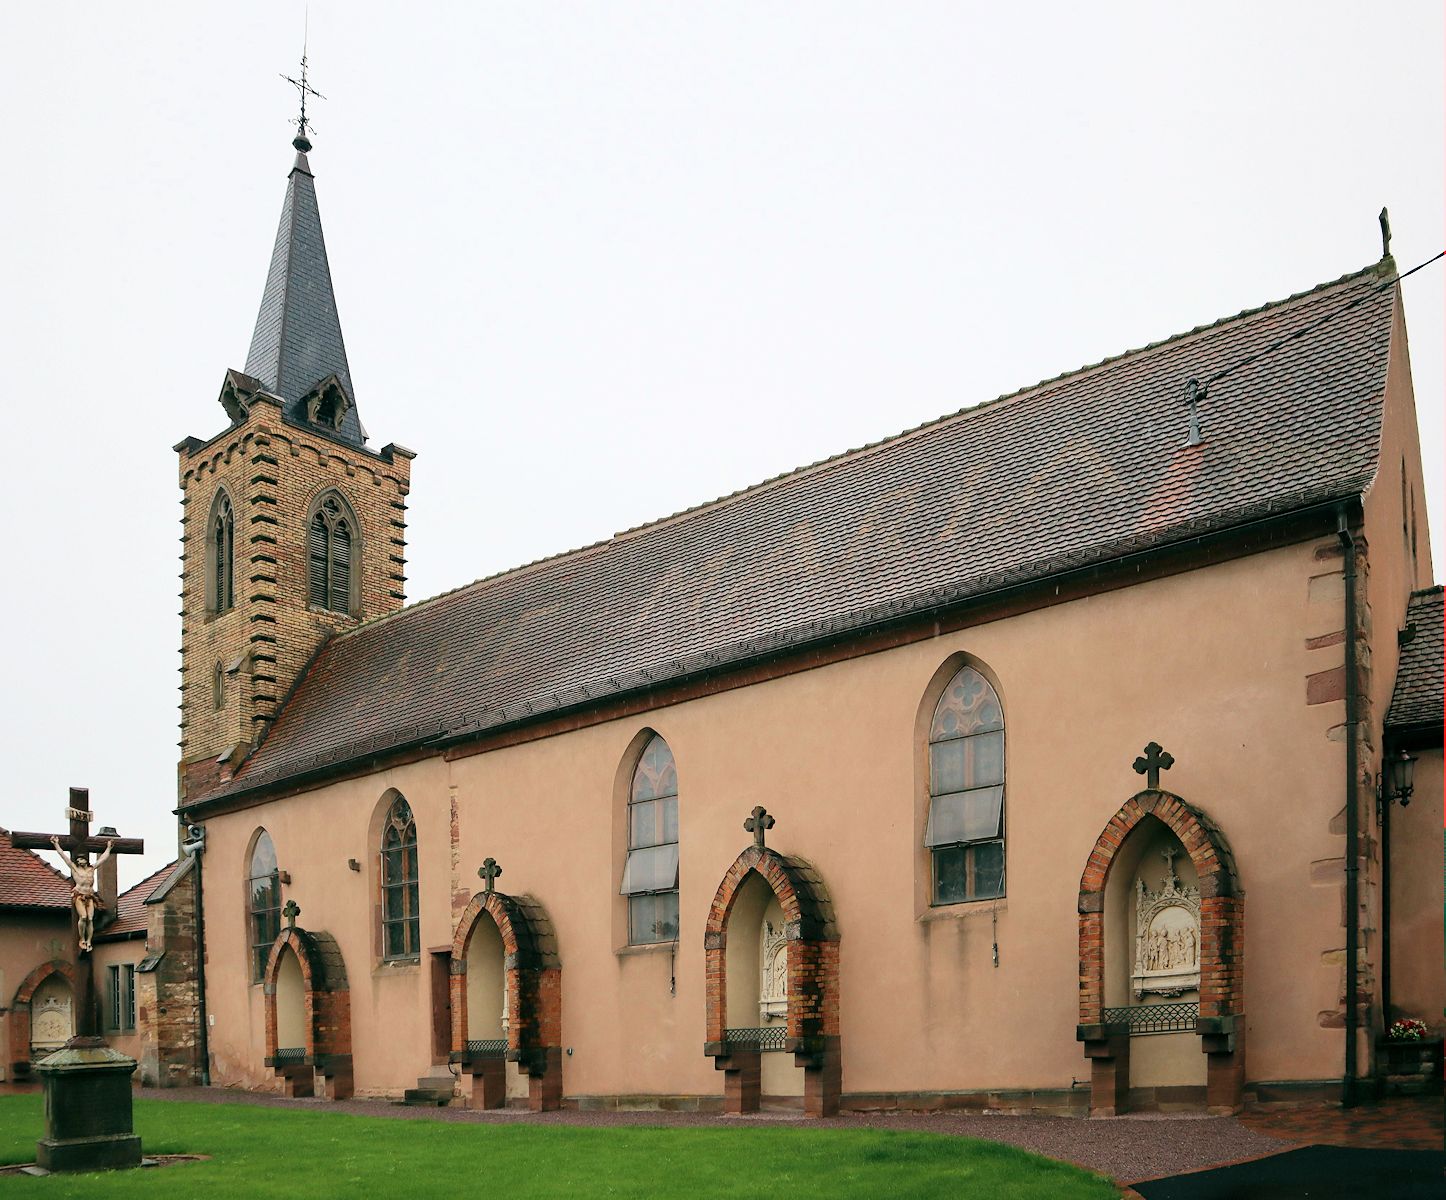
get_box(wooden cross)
[1132,742,1175,790]
[10,787,145,861]
[744,806,775,849]
[478,857,502,894]
[283,899,301,930]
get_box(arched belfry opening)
[704,808,840,1117]
[1077,748,1244,1116]
[262,920,353,1100]
[449,864,562,1111]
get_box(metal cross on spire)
[1132,742,1175,790]
[281,32,326,153]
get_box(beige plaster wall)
[195,525,1386,1101]
[90,938,145,1061]
[1389,748,1445,1031]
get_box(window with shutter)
[307,492,358,615]
[209,490,235,613]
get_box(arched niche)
[724,874,805,1103]
[703,844,839,1117]
[1077,788,1244,1116]
[7,960,80,1077]
[449,890,562,1111]
[262,925,353,1100]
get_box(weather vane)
[281,23,326,153]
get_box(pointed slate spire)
[243,139,366,446]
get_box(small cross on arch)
[744,805,775,849]
[478,857,503,894]
[1132,741,1175,790]
[282,899,301,930]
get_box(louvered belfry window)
[211,491,234,612]
[308,493,354,614]
[380,796,420,960]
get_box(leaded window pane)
[933,844,969,905]
[971,840,1006,899]
[629,892,679,945]
[380,796,419,959]
[620,843,680,895]
[924,786,1004,847]
[930,667,1003,740]
[248,831,282,982]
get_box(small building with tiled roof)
[1383,586,1444,1039]
[0,829,77,1079]
[159,132,1440,1115]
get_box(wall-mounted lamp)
[1375,747,1417,824]
[347,858,361,872]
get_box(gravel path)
[136,1087,1293,1184]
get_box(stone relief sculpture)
[1132,846,1201,999]
[759,919,788,1021]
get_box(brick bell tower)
[175,128,414,801]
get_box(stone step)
[401,1086,453,1107]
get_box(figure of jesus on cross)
[11,787,144,955]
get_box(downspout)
[1336,505,1359,1108]
[1380,733,1392,1033]
[183,823,212,1087]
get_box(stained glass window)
[620,735,680,944]
[380,796,420,960]
[927,665,1006,903]
[248,830,281,981]
[308,492,355,615]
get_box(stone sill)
[918,899,1007,923]
[615,942,674,959]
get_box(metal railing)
[1101,1002,1199,1036]
[465,1039,508,1056]
[723,1026,788,1053]
[273,1046,308,1062]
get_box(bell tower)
[175,126,414,801]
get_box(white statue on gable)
[1132,846,1201,999]
[759,919,788,1021]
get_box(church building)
[167,128,1442,1117]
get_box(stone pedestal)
[34,1039,142,1173]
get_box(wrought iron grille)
[273,1046,308,1062]
[1102,1002,1199,1036]
[723,1026,788,1053]
[465,1039,508,1056]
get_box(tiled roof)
[95,860,178,940]
[1387,587,1444,730]
[243,149,365,447]
[0,828,73,909]
[204,264,1400,801]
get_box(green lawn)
[0,1094,1118,1198]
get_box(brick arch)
[1076,789,1245,1115]
[703,844,840,1116]
[7,959,80,1074]
[261,926,352,1099]
[449,890,561,1111]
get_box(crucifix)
[1159,845,1180,889]
[10,788,145,1040]
[1132,742,1175,790]
[744,806,775,849]
[478,857,503,894]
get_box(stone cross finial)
[479,857,502,894]
[1132,741,1175,790]
[744,805,775,848]
[283,899,301,930]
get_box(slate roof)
[0,828,73,910]
[243,149,365,447]
[1387,587,1444,731]
[95,860,178,941]
[201,263,1401,802]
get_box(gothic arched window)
[380,795,420,960]
[247,830,281,982]
[208,489,235,613]
[308,491,356,615]
[926,665,1005,904]
[620,734,679,945]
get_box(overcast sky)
[2,2,1441,888]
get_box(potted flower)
[1378,1018,1443,1096]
